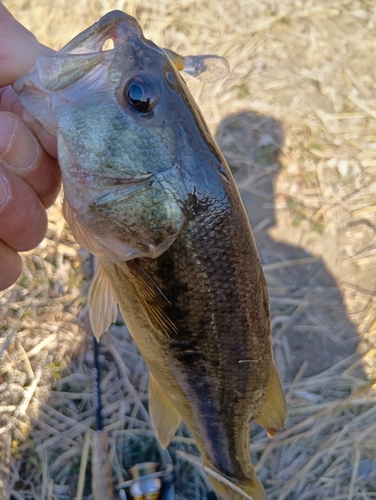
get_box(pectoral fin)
[256,365,286,437]
[125,261,178,338]
[88,259,118,340]
[149,373,181,448]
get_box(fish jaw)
[13,10,143,122]
[58,10,143,54]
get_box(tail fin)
[205,467,267,500]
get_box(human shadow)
[215,111,359,381]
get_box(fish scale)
[14,10,287,499]
[102,184,277,497]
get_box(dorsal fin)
[88,259,118,340]
[149,372,181,448]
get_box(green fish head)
[15,11,223,260]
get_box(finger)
[0,81,58,160]
[0,240,22,291]
[0,6,58,162]
[0,165,48,251]
[0,87,58,159]
[0,112,61,208]
[0,4,50,87]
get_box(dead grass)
[1,0,376,499]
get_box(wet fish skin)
[14,11,286,499]
[101,185,271,484]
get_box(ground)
[1,0,376,499]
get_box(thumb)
[0,4,50,86]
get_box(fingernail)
[0,113,38,169]
[0,173,9,208]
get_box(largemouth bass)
[15,11,286,500]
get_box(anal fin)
[149,373,181,448]
[256,364,287,437]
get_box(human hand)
[0,4,61,291]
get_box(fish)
[14,11,286,500]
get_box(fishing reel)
[116,461,218,500]
[117,462,173,500]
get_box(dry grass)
[1,0,376,499]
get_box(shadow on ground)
[215,110,359,381]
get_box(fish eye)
[124,76,160,113]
